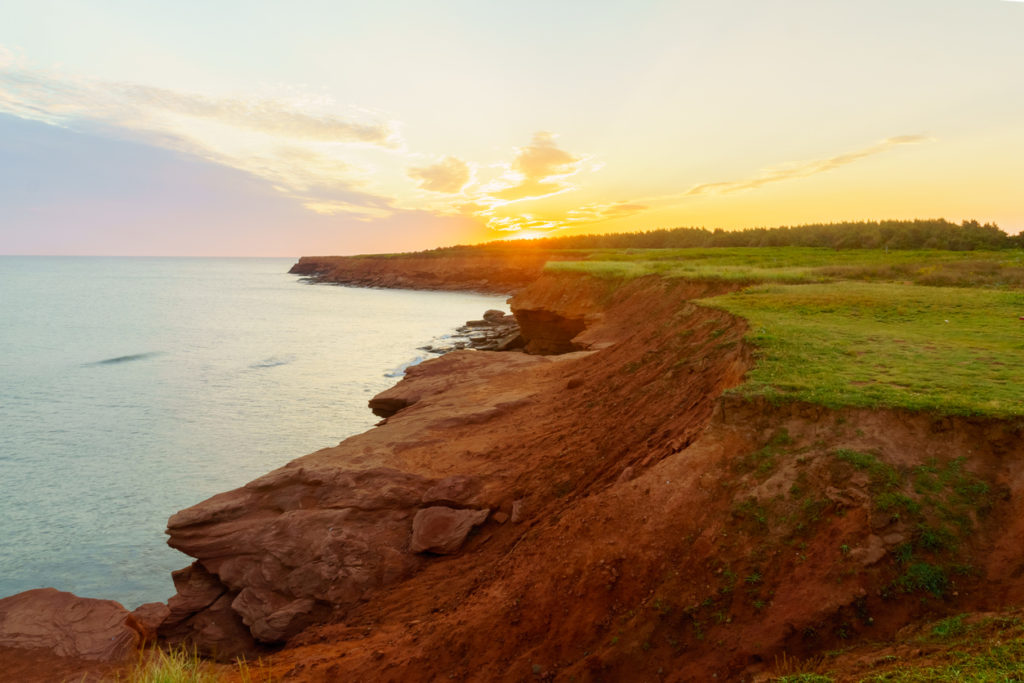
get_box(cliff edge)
[6,256,1024,682]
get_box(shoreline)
[4,256,1024,681]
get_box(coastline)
[4,256,1024,681]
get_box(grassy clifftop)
[546,247,1024,419]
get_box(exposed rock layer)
[159,273,750,658]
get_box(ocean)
[0,257,506,609]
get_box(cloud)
[0,67,397,146]
[682,135,931,197]
[480,131,586,204]
[408,156,471,193]
[0,55,622,237]
[0,57,630,239]
[0,59,404,219]
[473,135,929,237]
[110,83,397,145]
[483,201,647,233]
[512,131,580,179]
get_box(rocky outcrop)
[162,464,493,654]
[417,309,524,355]
[0,589,140,661]
[158,273,752,663]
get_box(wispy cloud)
[108,83,396,145]
[477,135,931,237]
[0,59,403,218]
[681,135,931,197]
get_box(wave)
[85,352,163,366]
[250,355,295,369]
[385,356,427,378]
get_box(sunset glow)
[1,1,1022,255]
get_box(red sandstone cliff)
[289,252,560,294]
[5,264,1024,682]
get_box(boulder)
[0,588,140,661]
[163,466,485,649]
[410,506,490,554]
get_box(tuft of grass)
[929,615,966,639]
[774,674,835,683]
[897,562,949,598]
[119,646,220,683]
[116,646,275,683]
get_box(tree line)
[484,219,1021,252]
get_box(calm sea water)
[0,257,505,608]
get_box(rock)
[0,588,140,661]
[129,602,170,643]
[825,486,868,507]
[369,396,412,418]
[616,467,635,483]
[162,592,261,661]
[163,466,488,649]
[410,507,490,554]
[164,563,226,628]
[493,511,510,524]
[850,535,887,566]
[494,332,526,351]
[510,499,525,524]
[231,589,321,643]
[483,309,508,322]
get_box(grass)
[862,618,1024,681]
[700,281,1024,417]
[112,646,274,683]
[116,647,219,683]
[772,614,1024,682]
[545,247,1024,287]
[829,449,989,599]
[542,247,1024,417]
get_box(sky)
[1,0,1022,256]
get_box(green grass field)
[546,247,1024,418]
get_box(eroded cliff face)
[20,266,1022,682]
[156,273,751,661]
[289,253,558,294]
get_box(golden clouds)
[484,131,585,203]
[408,156,471,193]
